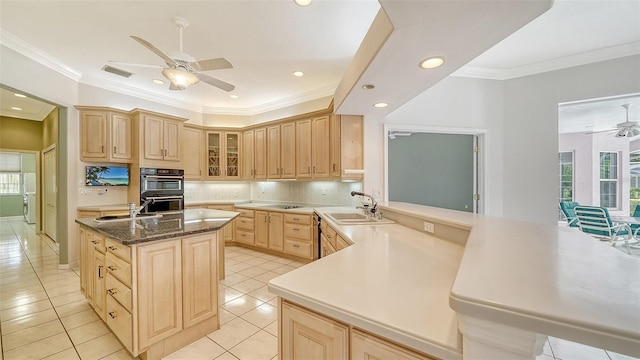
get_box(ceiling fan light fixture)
[294,0,313,6]
[162,68,199,90]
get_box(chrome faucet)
[351,191,378,216]
[129,198,155,219]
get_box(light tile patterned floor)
[0,216,637,360]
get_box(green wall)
[42,108,58,149]
[0,116,43,151]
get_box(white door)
[43,145,57,241]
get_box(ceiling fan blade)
[108,61,163,69]
[198,73,235,92]
[130,35,178,67]
[193,58,233,72]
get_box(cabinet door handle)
[91,240,99,245]
[101,146,104,153]
[333,164,336,171]
[108,311,117,319]
[265,216,268,223]
[313,166,316,173]
[308,166,311,173]
[98,265,103,279]
[108,246,117,251]
[113,146,116,154]
[108,288,118,295]
[107,266,117,272]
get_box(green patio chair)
[574,205,632,254]
[559,201,580,227]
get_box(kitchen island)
[76,208,239,360]
[269,202,640,360]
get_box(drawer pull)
[293,228,300,232]
[107,266,117,271]
[241,234,246,237]
[293,217,300,221]
[107,288,118,295]
[91,240,99,245]
[108,311,117,319]
[97,265,104,279]
[108,246,117,251]
[293,244,300,248]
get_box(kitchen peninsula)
[269,202,640,360]
[76,208,239,360]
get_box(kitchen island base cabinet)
[280,300,349,359]
[79,226,220,360]
[279,299,437,360]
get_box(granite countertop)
[75,208,239,245]
[269,206,465,360]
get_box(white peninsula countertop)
[269,202,640,359]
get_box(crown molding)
[80,74,204,113]
[203,84,337,116]
[453,41,640,80]
[0,29,82,81]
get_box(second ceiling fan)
[114,16,235,92]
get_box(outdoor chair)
[574,205,632,254]
[559,201,580,227]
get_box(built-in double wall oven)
[140,168,184,213]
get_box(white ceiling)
[0,0,638,125]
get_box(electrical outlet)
[423,221,435,233]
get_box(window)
[0,152,22,195]
[600,152,618,208]
[558,152,574,202]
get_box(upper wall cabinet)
[183,126,204,180]
[267,123,296,180]
[78,107,132,163]
[132,110,186,168]
[242,128,266,180]
[330,114,363,180]
[206,131,241,180]
[297,116,330,179]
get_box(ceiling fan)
[586,104,638,138]
[112,16,235,92]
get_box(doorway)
[43,144,57,242]
[385,126,484,213]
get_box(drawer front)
[234,208,255,218]
[89,232,106,253]
[284,239,312,259]
[105,238,131,262]
[236,230,255,245]
[284,214,311,225]
[77,210,101,219]
[236,217,255,231]
[106,253,132,287]
[106,296,133,353]
[284,223,312,241]
[105,274,132,312]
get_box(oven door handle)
[142,175,184,180]
[143,195,184,200]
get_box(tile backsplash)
[184,181,364,207]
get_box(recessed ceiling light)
[152,79,165,85]
[14,93,27,98]
[292,71,304,77]
[294,0,312,6]
[419,56,445,69]
[373,102,388,108]
[11,107,22,111]
[362,84,375,90]
[229,94,238,99]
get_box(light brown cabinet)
[254,210,284,251]
[131,110,186,169]
[78,108,132,163]
[296,116,330,179]
[206,131,241,180]
[80,226,221,359]
[280,299,436,360]
[267,123,296,179]
[183,126,204,180]
[205,204,234,280]
[234,208,255,245]
[280,300,349,360]
[330,114,364,180]
[283,213,314,259]
[242,129,266,180]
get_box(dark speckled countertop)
[75,208,239,245]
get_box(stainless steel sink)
[325,212,394,225]
[94,213,163,222]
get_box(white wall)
[362,55,640,224]
[502,55,640,224]
[559,132,632,214]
